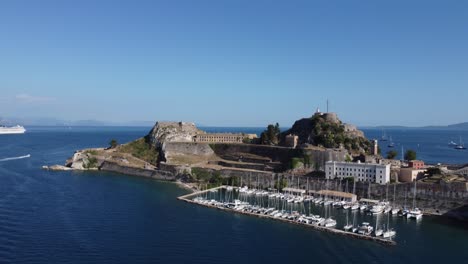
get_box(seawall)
[100,161,176,181]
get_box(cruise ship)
[0,125,26,134]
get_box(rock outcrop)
[146,122,215,165]
[148,122,201,147]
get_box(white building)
[325,161,391,184]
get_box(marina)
[178,185,399,246]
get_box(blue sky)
[0,0,467,127]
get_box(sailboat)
[374,216,384,237]
[351,211,358,233]
[391,184,400,215]
[380,130,388,141]
[407,180,423,220]
[343,210,353,231]
[322,179,337,228]
[383,212,397,238]
[350,180,359,210]
[387,136,395,148]
[454,136,466,150]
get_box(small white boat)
[343,224,353,231]
[374,228,383,237]
[407,208,423,220]
[370,205,384,215]
[323,218,337,228]
[357,222,374,235]
[383,229,396,238]
[351,203,360,210]
[384,206,392,214]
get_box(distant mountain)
[447,122,468,130]
[361,122,468,130]
[0,117,154,127]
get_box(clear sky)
[0,0,467,127]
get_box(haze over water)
[0,126,467,263]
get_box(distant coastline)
[361,122,468,130]
[3,117,468,130]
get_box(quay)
[177,186,397,246]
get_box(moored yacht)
[357,222,374,235]
[370,204,384,214]
[323,218,337,228]
[407,208,423,220]
[383,229,396,238]
[374,228,383,237]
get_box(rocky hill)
[148,121,201,147]
[282,112,372,154]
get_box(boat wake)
[0,154,31,162]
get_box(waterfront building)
[193,133,244,143]
[325,161,391,184]
[193,132,257,144]
[408,160,425,170]
[285,134,299,148]
[309,189,357,203]
[399,168,425,182]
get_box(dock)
[177,186,397,246]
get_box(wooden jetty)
[177,186,397,246]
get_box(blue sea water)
[0,126,467,263]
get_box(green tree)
[109,139,118,149]
[386,150,398,159]
[404,149,417,161]
[260,123,280,145]
[345,154,352,162]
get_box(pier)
[178,186,397,246]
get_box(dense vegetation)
[109,139,118,149]
[83,156,98,169]
[260,123,280,145]
[118,136,159,165]
[404,149,417,161]
[191,168,239,188]
[282,114,372,153]
[387,150,398,159]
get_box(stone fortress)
[148,121,257,146]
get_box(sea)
[0,126,467,264]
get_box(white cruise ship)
[0,125,26,134]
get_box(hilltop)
[281,111,372,154]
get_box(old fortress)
[149,121,257,145]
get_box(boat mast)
[386,183,389,202]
